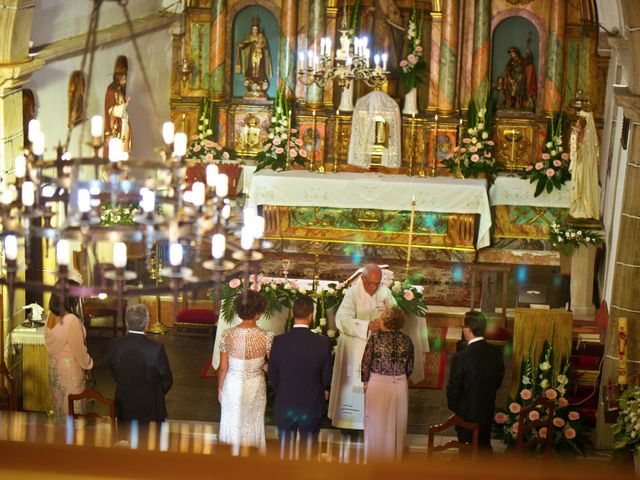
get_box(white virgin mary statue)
[569,110,600,220]
[347,91,402,169]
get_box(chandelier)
[0,1,263,332]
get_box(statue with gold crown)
[347,91,402,169]
[235,14,272,97]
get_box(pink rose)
[546,168,555,177]
[460,148,467,153]
[215,143,222,151]
[539,427,548,438]
[399,60,408,68]
[275,147,284,154]
[403,290,415,301]
[509,402,521,414]
[205,153,214,161]
[526,165,533,172]
[260,276,272,285]
[296,138,304,146]
[512,423,519,434]
[542,153,551,160]
[471,154,480,163]
[463,138,472,144]
[486,140,495,146]
[228,278,241,289]
[561,152,569,160]
[290,128,297,134]
[336,282,345,290]
[552,417,565,428]
[407,54,417,63]
[529,410,540,421]
[535,162,544,170]
[274,278,284,285]
[568,411,580,421]
[558,397,569,408]
[484,151,492,158]
[415,46,423,52]
[273,137,282,146]
[494,412,507,424]
[299,149,308,158]
[290,149,298,158]
[203,139,214,148]
[194,145,202,152]
[191,134,199,141]
[564,427,576,439]
[469,146,478,153]
[222,151,230,160]
[263,143,272,151]
[250,282,261,292]
[520,389,532,400]
[249,274,257,283]
[545,389,558,400]
[553,159,562,167]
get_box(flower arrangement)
[441,102,500,182]
[99,202,139,226]
[255,88,307,172]
[186,98,236,162]
[521,115,570,197]
[549,220,603,256]
[389,280,428,317]
[613,384,640,453]
[398,5,426,92]
[493,340,584,455]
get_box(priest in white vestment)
[328,264,396,430]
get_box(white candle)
[56,239,70,267]
[14,155,26,179]
[91,115,104,137]
[169,243,183,267]
[108,138,123,162]
[215,173,228,198]
[113,242,127,269]
[298,51,305,70]
[326,38,332,57]
[320,38,326,56]
[2,188,14,205]
[381,53,388,71]
[221,202,231,220]
[251,216,265,240]
[78,188,91,213]
[173,132,187,157]
[192,181,205,207]
[21,181,35,207]
[374,54,380,70]
[162,122,175,145]
[4,235,17,261]
[28,119,40,143]
[206,164,219,187]
[240,226,254,250]
[211,233,225,260]
[243,206,257,224]
[140,187,155,213]
[32,131,45,156]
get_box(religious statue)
[502,38,536,111]
[68,71,85,128]
[235,114,262,155]
[235,15,272,97]
[104,71,132,157]
[371,0,404,69]
[569,110,600,221]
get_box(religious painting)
[232,6,279,99]
[427,128,456,172]
[491,17,540,113]
[299,116,326,163]
[68,71,85,128]
[231,106,271,157]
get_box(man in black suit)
[268,296,333,452]
[108,304,173,423]
[446,311,504,453]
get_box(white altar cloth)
[489,175,571,208]
[248,170,492,249]
[10,325,45,346]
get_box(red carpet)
[199,327,448,389]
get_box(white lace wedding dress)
[219,326,273,452]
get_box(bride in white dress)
[218,290,274,452]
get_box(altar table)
[9,325,52,412]
[248,170,492,249]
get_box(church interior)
[0,0,639,477]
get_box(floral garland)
[398,5,425,92]
[613,384,640,453]
[186,98,236,162]
[99,202,139,226]
[549,220,603,256]
[493,340,584,455]
[255,88,307,172]
[521,115,570,197]
[441,103,500,182]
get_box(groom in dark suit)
[447,311,504,453]
[268,295,333,451]
[108,304,173,423]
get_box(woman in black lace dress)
[361,306,414,461]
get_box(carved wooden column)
[470,0,490,107]
[305,0,326,107]
[437,0,459,115]
[209,0,227,101]
[543,0,567,114]
[427,10,442,111]
[279,0,298,99]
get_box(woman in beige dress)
[362,306,414,462]
[44,281,93,419]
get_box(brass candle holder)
[430,114,438,177]
[407,114,415,176]
[285,109,292,171]
[455,118,465,179]
[405,195,416,279]
[333,110,340,173]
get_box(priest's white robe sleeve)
[335,287,370,340]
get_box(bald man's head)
[361,264,382,296]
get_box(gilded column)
[437,0,460,115]
[544,0,566,114]
[471,0,490,108]
[279,0,298,98]
[305,0,326,107]
[428,12,442,111]
[209,0,227,101]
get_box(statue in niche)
[502,35,537,111]
[369,0,404,69]
[235,14,272,97]
[68,71,85,128]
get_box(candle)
[206,164,219,187]
[211,234,225,260]
[14,155,26,179]
[108,138,123,162]
[91,115,104,137]
[28,119,40,143]
[298,51,305,70]
[56,239,70,267]
[32,131,45,156]
[381,53,388,71]
[240,226,254,250]
[173,132,187,157]
[243,206,257,224]
[21,181,35,207]
[4,235,18,261]
[112,242,127,268]
[78,188,91,213]
[169,243,183,267]
[162,122,175,145]
[215,173,229,198]
[405,196,417,278]
[325,37,332,57]
[192,181,206,207]
[140,187,155,213]
[251,216,266,240]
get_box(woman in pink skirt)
[361,306,414,462]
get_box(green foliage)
[99,202,139,226]
[613,384,640,451]
[549,220,603,256]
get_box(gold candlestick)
[416,115,426,177]
[430,114,438,177]
[316,111,325,173]
[405,195,416,279]
[407,114,415,176]
[308,110,317,172]
[333,110,340,173]
[285,109,292,170]
[455,118,465,179]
